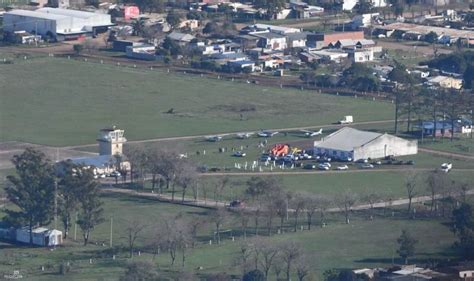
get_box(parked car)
[405,160,415,165]
[303,163,317,170]
[260,154,272,162]
[360,164,374,169]
[371,161,382,165]
[441,163,452,173]
[356,159,368,163]
[233,151,246,157]
[229,200,244,208]
[337,165,349,170]
[110,171,121,177]
[318,164,330,170]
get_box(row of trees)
[5,148,104,245]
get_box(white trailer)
[339,115,353,124]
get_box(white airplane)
[204,135,223,142]
[257,131,279,137]
[300,128,323,137]
[236,132,255,139]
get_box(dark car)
[229,200,244,208]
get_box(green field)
[420,138,474,156]
[0,55,395,146]
[0,194,458,280]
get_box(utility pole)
[35,21,38,47]
[54,148,59,229]
[74,212,77,241]
[109,216,113,247]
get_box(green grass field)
[0,55,395,146]
[420,138,474,156]
[0,194,458,280]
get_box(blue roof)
[69,155,115,168]
[228,60,255,66]
[420,119,472,130]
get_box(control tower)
[97,126,127,156]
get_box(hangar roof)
[314,127,382,151]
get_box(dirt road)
[419,147,474,161]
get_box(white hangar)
[3,8,112,40]
[313,127,418,161]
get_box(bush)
[243,269,264,281]
[73,44,83,54]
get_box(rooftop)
[5,9,69,21]
[377,22,474,39]
[37,7,107,19]
[314,127,383,151]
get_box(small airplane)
[236,132,255,139]
[300,128,323,137]
[204,135,223,142]
[257,130,279,137]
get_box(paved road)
[65,119,397,149]
[100,186,474,213]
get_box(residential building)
[126,44,158,61]
[286,32,308,48]
[255,32,287,50]
[427,76,463,90]
[311,49,348,63]
[419,119,472,137]
[308,31,364,49]
[313,127,418,161]
[167,31,195,46]
[350,48,374,62]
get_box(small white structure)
[16,227,63,246]
[314,127,418,161]
[350,48,374,63]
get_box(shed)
[16,227,63,246]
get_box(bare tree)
[237,208,251,239]
[317,195,331,227]
[281,241,302,281]
[291,194,306,232]
[124,219,147,258]
[214,177,230,205]
[272,255,284,280]
[426,170,448,215]
[363,192,381,220]
[295,255,311,281]
[275,193,288,234]
[175,159,198,203]
[254,238,280,280]
[237,241,253,275]
[154,149,180,195]
[124,145,148,187]
[211,208,228,244]
[157,214,193,266]
[263,185,284,236]
[405,172,418,216]
[335,191,357,224]
[303,194,318,230]
[245,177,278,235]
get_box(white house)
[255,32,287,50]
[350,48,374,62]
[314,127,418,161]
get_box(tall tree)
[450,203,474,260]
[335,191,357,224]
[405,172,418,216]
[291,194,306,232]
[397,229,418,264]
[124,219,147,258]
[57,161,85,239]
[6,148,55,245]
[211,208,228,244]
[175,159,197,203]
[254,238,280,280]
[76,169,104,245]
[281,241,301,281]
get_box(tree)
[76,169,104,245]
[6,148,55,245]
[203,22,219,34]
[405,172,418,216]
[166,10,181,29]
[291,194,306,232]
[125,220,147,258]
[162,37,182,56]
[450,203,474,259]
[397,229,418,264]
[295,255,311,281]
[57,161,84,238]
[120,261,159,281]
[335,191,357,224]
[175,159,198,203]
[157,214,193,266]
[152,149,180,197]
[363,193,381,220]
[426,170,449,215]
[124,145,148,187]
[243,269,265,281]
[281,241,301,281]
[424,31,438,44]
[211,208,228,244]
[253,0,288,19]
[73,44,83,54]
[254,238,280,280]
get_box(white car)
[318,164,330,170]
[441,163,452,173]
[361,164,374,169]
[110,171,121,177]
[337,165,349,170]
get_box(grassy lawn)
[0,56,394,146]
[0,193,457,280]
[420,137,474,156]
